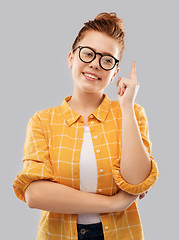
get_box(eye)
[102,57,113,64]
[80,48,95,60]
[106,59,112,63]
[84,52,93,56]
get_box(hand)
[116,61,140,110]
[109,190,148,212]
[109,190,138,212]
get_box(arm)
[25,180,138,214]
[120,106,152,185]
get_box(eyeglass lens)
[80,47,116,70]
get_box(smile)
[82,72,101,81]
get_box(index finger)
[130,61,136,81]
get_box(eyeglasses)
[72,46,119,71]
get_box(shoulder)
[30,104,63,123]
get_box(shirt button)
[98,189,102,192]
[91,121,94,125]
[100,169,103,173]
[94,136,97,139]
[96,149,100,153]
[90,115,93,118]
[105,226,108,230]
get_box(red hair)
[72,12,125,62]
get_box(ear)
[68,51,73,69]
[110,66,120,83]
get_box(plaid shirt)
[13,93,159,239]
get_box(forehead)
[79,31,120,57]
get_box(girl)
[13,12,159,240]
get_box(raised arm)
[25,180,138,214]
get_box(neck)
[68,90,105,113]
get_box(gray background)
[1,0,178,239]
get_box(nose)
[88,54,101,70]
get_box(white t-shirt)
[77,126,101,224]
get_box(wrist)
[121,101,134,112]
[121,104,135,116]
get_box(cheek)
[103,72,114,82]
[72,60,85,74]
[71,63,81,77]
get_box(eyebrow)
[85,45,114,56]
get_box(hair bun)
[94,12,125,32]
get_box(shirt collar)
[61,93,112,126]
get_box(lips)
[82,72,101,80]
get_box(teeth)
[84,73,98,79]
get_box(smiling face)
[68,30,121,95]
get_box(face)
[68,30,121,94]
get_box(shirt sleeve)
[112,104,159,195]
[12,112,57,203]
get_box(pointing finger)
[130,61,136,81]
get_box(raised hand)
[116,61,140,109]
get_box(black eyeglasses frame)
[72,46,119,71]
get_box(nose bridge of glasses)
[96,52,103,59]
[90,52,102,66]
[90,53,102,68]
